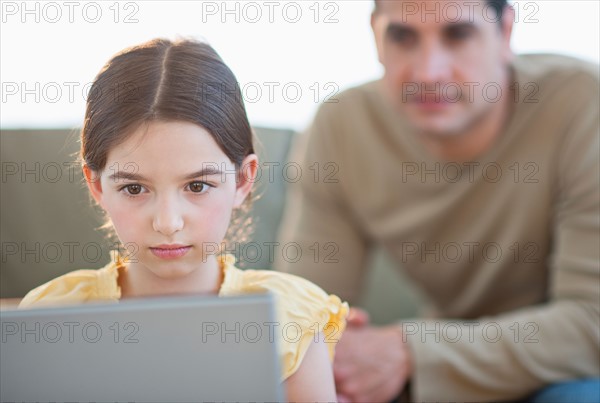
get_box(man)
[275,0,599,401]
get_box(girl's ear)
[82,164,104,208]
[233,154,259,208]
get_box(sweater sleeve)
[275,101,371,304]
[405,74,600,401]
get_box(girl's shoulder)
[220,256,349,325]
[218,255,349,381]
[18,252,122,309]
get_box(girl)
[18,38,348,401]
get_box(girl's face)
[84,120,257,279]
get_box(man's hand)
[335,308,412,402]
[346,306,370,327]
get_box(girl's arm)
[284,333,337,402]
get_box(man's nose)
[152,196,184,236]
[412,41,452,84]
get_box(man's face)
[372,0,513,136]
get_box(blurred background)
[2,0,599,131]
[1,1,599,320]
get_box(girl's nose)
[152,197,184,236]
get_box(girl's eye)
[187,181,212,194]
[121,184,145,196]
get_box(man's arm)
[403,93,600,401]
[275,103,370,303]
[325,74,599,401]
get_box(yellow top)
[18,251,349,381]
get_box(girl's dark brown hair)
[80,37,255,246]
[81,37,254,172]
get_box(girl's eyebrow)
[182,167,224,180]
[107,167,224,182]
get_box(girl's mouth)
[149,245,192,259]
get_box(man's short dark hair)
[374,0,509,21]
[485,0,509,19]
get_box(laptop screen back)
[1,293,285,401]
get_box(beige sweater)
[275,54,599,401]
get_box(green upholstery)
[0,128,419,323]
[1,129,107,298]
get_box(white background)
[1,0,599,131]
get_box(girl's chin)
[148,265,197,279]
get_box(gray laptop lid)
[1,293,285,402]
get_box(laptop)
[1,293,285,402]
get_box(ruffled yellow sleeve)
[219,256,349,381]
[18,252,122,309]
